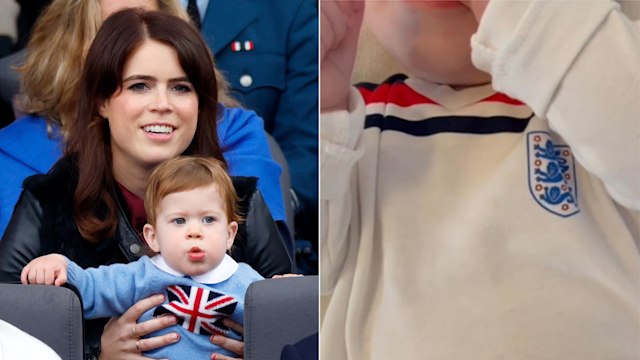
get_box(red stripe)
[360,82,525,107]
[169,285,189,304]
[188,288,204,332]
[480,93,525,105]
[359,83,438,107]
[205,296,235,310]
[201,322,218,335]
[169,302,217,319]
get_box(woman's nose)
[150,90,172,113]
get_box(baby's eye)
[202,216,215,224]
[128,82,149,91]
[172,218,186,225]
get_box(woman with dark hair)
[0,9,290,359]
[0,0,291,256]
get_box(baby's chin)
[408,62,491,88]
[180,264,213,277]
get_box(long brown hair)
[65,9,225,242]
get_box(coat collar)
[201,0,258,55]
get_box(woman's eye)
[202,216,215,224]
[173,218,186,225]
[173,84,192,93]
[128,82,149,91]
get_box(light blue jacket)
[67,255,263,359]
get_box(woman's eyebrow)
[122,75,191,83]
[123,74,155,82]
[169,76,191,83]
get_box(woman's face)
[366,0,490,86]
[99,0,159,20]
[101,39,199,173]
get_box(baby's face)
[366,0,490,86]
[143,184,237,276]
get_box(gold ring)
[132,325,138,337]
[136,340,141,352]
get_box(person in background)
[22,155,264,360]
[0,0,18,61]
[0,0,20,127]
[0,8,290,359]
[184,0,319,271]
[320,0,639,358]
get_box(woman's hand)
[99,294,179,360]
[209,318,245,359]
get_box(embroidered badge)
[527,131,579,217]
[153,285,237,335]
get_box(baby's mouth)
[188,247,205,261]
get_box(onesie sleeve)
[320,87,366,294]
[471,0,640,210]
[66,258,147,319]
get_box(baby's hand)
[320,0,365,112]
[21,254,68,286]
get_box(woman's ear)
[226,221,238,250]
[143,224,161,253]
[98,100,109,119]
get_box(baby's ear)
[226,221,238,250]
[143,224,160,253]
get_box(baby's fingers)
[54,271,67,286]
[26,267,42,284]
[20,264,31,284]
[44,268,56,285]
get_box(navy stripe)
[364,114,533,136]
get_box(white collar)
[405,78,496,110]
[150,254,239,284]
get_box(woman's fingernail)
[210,335,217,343]
[172,333,179,341]
[211,354,217,360]
[170,316,178,324]
[156,294,165,302]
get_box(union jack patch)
[527,131,579,217]
[153,285,238,335]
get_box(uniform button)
[239,74,253,88]
[129,244,141,254]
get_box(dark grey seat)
[0,283,84,360]
[244,275,318,360]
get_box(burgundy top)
[116,183,147,238]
